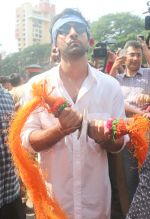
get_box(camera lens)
[147,1,150,6]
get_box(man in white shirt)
[21,8,126,219]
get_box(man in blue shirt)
[0,84,25,219]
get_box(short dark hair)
[9,73,22,87]
[0,75,10,84]
[124,40,142,51]
[50,8,90,39]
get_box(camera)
[92,42,107,58]
[145,16,150,30]
[144,1,150,30]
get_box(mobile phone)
[137,35,145,41]
[118,49,126,57]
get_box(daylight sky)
[0,0,148,54]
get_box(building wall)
[15,1,55,51]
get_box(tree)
[90,12,146,49]
[0,43,51,76]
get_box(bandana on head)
[51,15,90,45]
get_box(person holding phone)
[112,40,150,118]
[108,40,150,219]
[109,49,126,77]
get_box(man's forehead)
[61,21,84,26]
[126,46,142,53]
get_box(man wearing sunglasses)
[21,8,127,219]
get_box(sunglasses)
[58,22,87,36]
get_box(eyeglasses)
[126,52,142,58]
[58,22,87,36]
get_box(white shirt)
[21,64,125,219]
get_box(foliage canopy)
[90,12,146,49]
[0,43,51,75]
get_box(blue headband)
[51,15,90,45]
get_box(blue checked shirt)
[0,85,20,208]
[116,67,150,110]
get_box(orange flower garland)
[126,116,149,168]
[106,116,149,168]
[8,80,68,219]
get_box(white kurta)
[21,64,125,219]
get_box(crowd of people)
[0,7,150,219]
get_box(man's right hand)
[58,107,83,135]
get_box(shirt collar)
[87,63,99,83]
[122,67,143,78]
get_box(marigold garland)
[126,116,149,168]
[106,116,149,168]
[8,81,68,219]
[8,79,149,219]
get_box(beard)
[61,41,88,59]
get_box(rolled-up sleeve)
[20,108,42,152]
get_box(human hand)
[137,36,147,49]
[137,36,150,66]
[88,120,111,143]
[135,94,150,105]
[50,46,60,65]
[107,51,117,62]
[143,112,150,119]
[88,120,124,152]
[58,107,83,135]
[112,56,126,69]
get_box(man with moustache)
[20,8,128,219]
[109,40,150,219]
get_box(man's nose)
[68,27,78,38]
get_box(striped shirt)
[0,85,20,208]
[116,68,150,109]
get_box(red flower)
[89,38,95,47]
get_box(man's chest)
[120,77,149,99]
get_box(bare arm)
[125,102,143,115]
[109,56,126,77]
[125,102,150,119]
[140,39,150,66]
[29,123,65,152]
[29,107,82,152]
